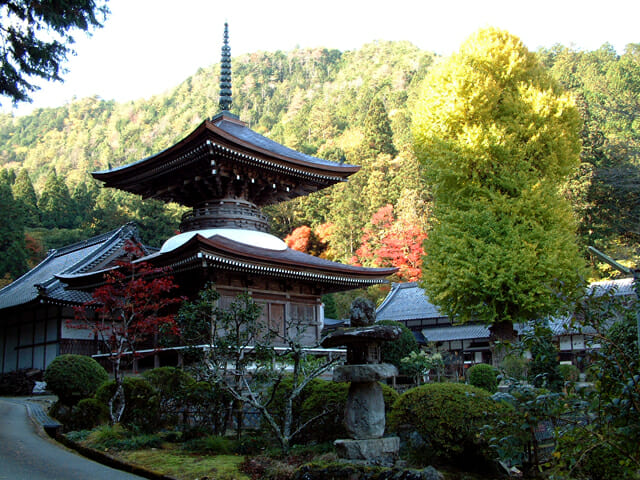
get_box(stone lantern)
[321,298,401,466]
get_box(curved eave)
[207,116,360,174]
[92,117,359,188]
[58,233,397,290]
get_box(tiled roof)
[60,233,397,292]
[376,282,446,321]
[0,224,142,311]
[377,279,636,344]
[587,277,635,297]
[214,117,356,169]
[421,323,490,342]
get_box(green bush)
[377,320,419,376]
[557,363,579,383]
[142,366,195,425]
[68,398,109,431]
[268,377,399,444]
[185,434,237,454]
[555,432,634,480]
[388,382,502,465]
[44,354,109,406]
[500,354,529,381]
[468,363,499,393]
[182,380,232,435]
[83,424,163,450]
[95,377,160,432]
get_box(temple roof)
[376,282,447,322]
[0,224,150,311]
[59,232,397,294]
[92,114,359,207]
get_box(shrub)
[500,354,528,381]
[142,366,195,425]
[377,320,419,375]
[68,398,109,431]
[182,380,233,435]
[185,434,237,454]
[268,377,399,444]
[83,424,163,450]
[557,363,579,383]
[44,354,108,406]
[468,363,499,393]
[388,382,502,465]
[555,431,635,480]
[95,377,160,432]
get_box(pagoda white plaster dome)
[160,228,288,253]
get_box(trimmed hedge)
[44,354,109,406]
[468,363,499,393]
[388,382,503,465]
[68,398,109,431]
[95,377,160,432]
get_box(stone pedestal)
[331,362,400,466]
[345,381,385,439]
[334,437,400,466]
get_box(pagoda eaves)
[58,233,397,295]
[92,113,359,208]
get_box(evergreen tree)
[0,0,109,104]
[0,171,27,279]
[362,95,397,158]
[413,28,586,349]
[38,169,73,228]
[12,168,39,227]
[70,180,98,227]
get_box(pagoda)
[59,24,396,348]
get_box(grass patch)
[121,447,249,480]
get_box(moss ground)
[115,445,249,480]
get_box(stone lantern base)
[334,437,400,467]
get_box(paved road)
[0,399,145,480]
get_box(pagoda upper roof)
[92,113,359,207]
[59,231,397,294]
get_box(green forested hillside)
[0,40,638,299]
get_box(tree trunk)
[110,380,126,424]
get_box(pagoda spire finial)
[219,22,232,112]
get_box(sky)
[2,0,639,116]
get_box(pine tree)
[12,168,39,227]
[362,95,397,158]
[70,180,98,228]
[38,169,73,229]
[0,171,27,279]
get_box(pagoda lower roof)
[58,233,397,293]
[92,114,359,207]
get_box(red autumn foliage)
[284,224,331,257]
[353,204,427,282]
[73,240,183,365]
[284,225,313,253]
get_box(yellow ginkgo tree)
[413,28,587,360]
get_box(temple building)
[376,279,635,374]
[0,24,395,374]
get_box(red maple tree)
[73,240,182,423]
[352,204,427,282]
[284,224,332,257]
